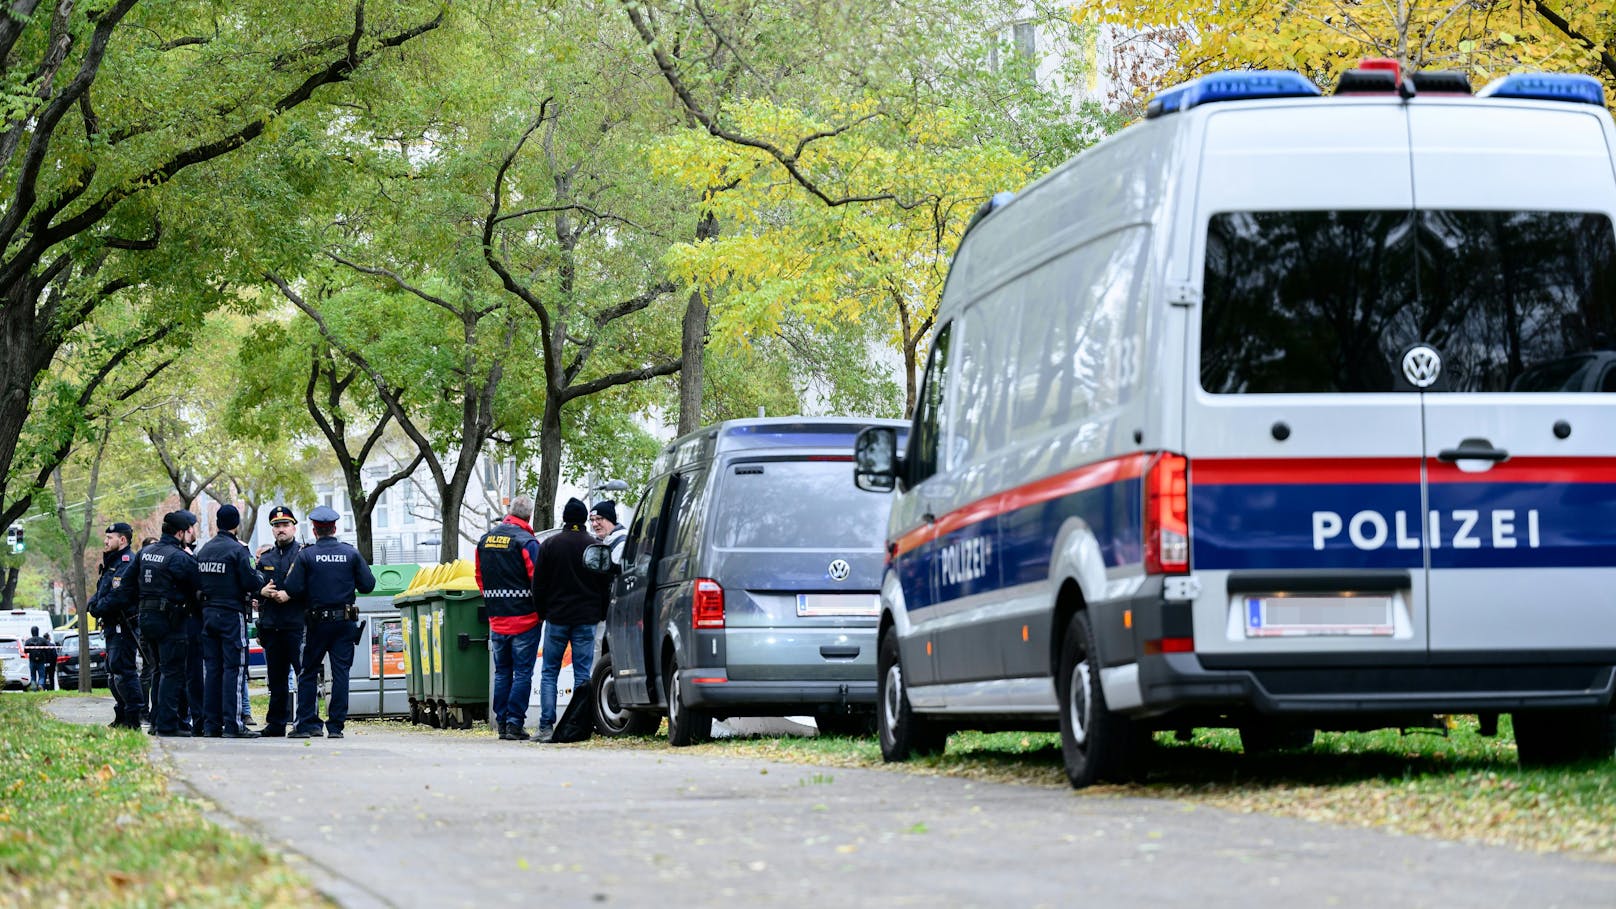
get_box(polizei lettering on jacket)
[939,536,991,586]
[198,562,228,574]
[1312,509,1541,550]
[314,554,347,563]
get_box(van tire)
[1513,709,1616,766]
[593,651,659,737]
[665,657,712,747]
[877,628,946,761]
[1057,612,1133,788]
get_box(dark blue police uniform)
[282,507,375,738]
[195,527,263,737]
[87,532,142,728]
[112,513,202,736]
[254,508,306,736]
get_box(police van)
[852,62,1616,787]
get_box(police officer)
[254,505,305,737]
[87,522,142,729]
[195,505,263,738]
[282,506,375,739]
[112,510,202,737]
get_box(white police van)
[853,61,1616,787]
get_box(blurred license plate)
[1245,595,1393,637]
[796,594,879,617]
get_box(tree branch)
[327,251,463,317]
[561,358,682,403]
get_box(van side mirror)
[853,426,901,493]
[582,543,613,574]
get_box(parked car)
[0,637,31,690]
[246,633,266,680]
[595,417,907,745]
[55,632,108,689]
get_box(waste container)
[395,561,490,729]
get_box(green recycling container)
[394,561,489,729]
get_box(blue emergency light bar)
[1477,73,1606,106]
[1146,71,1321,119]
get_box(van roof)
[654,417,908,475]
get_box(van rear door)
[1186,105,1428,660]
[1409,104,1616,657]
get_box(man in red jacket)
[476,495,544,740]
[530,497,611,742]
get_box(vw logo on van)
[827,559,851,581]
[1401,345,1442,388]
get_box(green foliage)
[0,694,323,905]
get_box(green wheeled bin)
[394,561,489,729]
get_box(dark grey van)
[594,417,907,745]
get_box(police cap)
[309,505,341,524]
[104,521,134,537]
[267,505,297,525]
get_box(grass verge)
[0,691,326,907]
[543,715,1616,861]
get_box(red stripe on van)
[1427,457,1616,484]
[1194,458,1421,485]
[889,453,1151,559]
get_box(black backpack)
[550,682,597,743]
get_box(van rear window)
[1202,210,1616,393]
[712,460,892,550]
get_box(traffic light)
[5,524,21,554]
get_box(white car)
[0,637,33,690]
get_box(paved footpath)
[48,698,1616,909]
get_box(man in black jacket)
[87,522,141,727]
[195,505,263,738]
[112,510,203,737]
[531,497,611,742]
[254,505,305,737]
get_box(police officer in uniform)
[112,510,202,737]
[254,505,305,737]
[195,505,263,738]
[87,522,142,729]
[282,506,375,739]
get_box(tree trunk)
[902,335,920,419]
[0,565,17,611]
[0,288,37,528]
[344,471,375,564]
[677,210,719,435]
[437,475,471,564]
[535,392,565,530]
[678,287,708,435]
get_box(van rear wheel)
[1513,709,1616,766]
[664,657,712,747]
[1057,612,1135,788]
[877,628,946,761]
[593,651,659,737]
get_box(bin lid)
[394,558,482,602]
[370,564,423,600]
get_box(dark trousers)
[106,622,144,724]
[138,609,190,734]
[259,625,303,732]
[296,620,358,734]
[181,613,203,729]
[201,607,248,735]
[137,630,157,716]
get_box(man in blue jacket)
[195,505,263,738]
[283,506,375,739]
[254,505,306,737]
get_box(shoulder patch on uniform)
[120,554,130,561]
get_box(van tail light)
[56,654,70,664]
[1144,453,1190,575]
[693,578,725,628]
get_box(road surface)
[46,697,1616,909]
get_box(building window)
[1013,21,1036,60]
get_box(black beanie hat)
[562,497,588,526]
[216,504,240,531]
[589,500,617,524]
